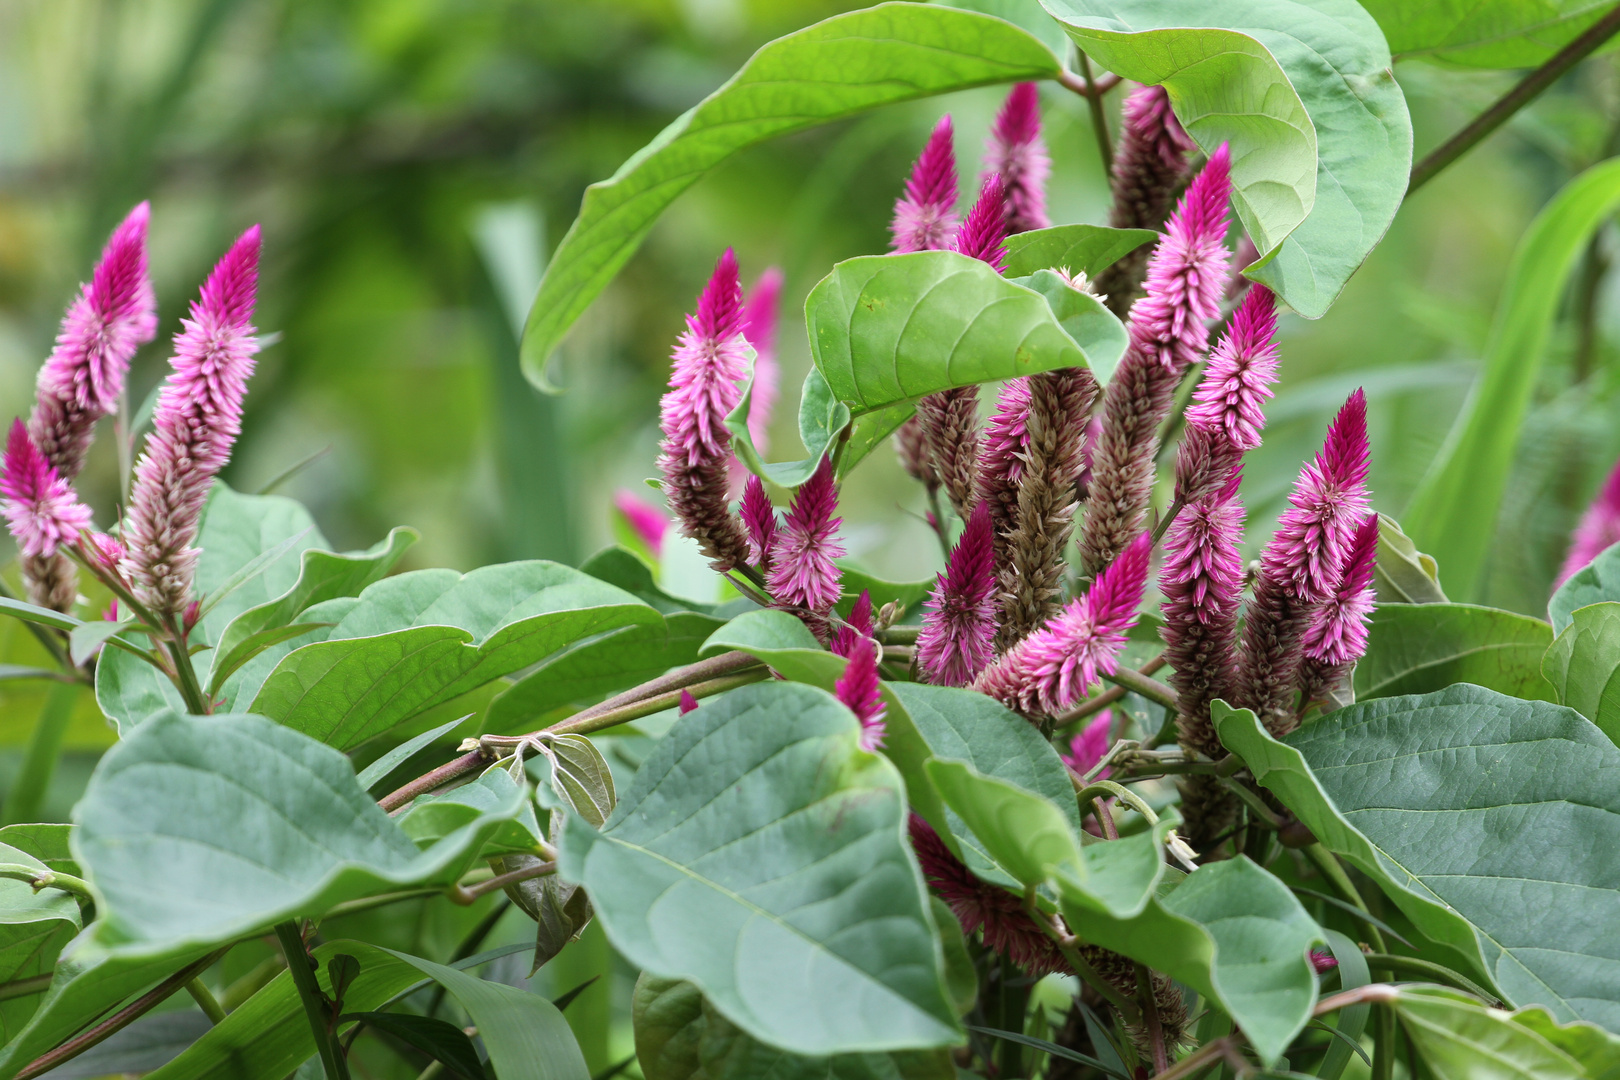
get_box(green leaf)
[1359,0,1620,67]
[74,711,525,958]
[519,3,1061,384]
[631,975,956,1080]
[578,546,719,616]
[67,619,133,667]
[1393,986,1590,1080]
[1318,929,1372,1080]
[399,768,543,856]
[1001,224,1159,281]
[728,367,853,489]
[0,824,79,877]
[836,564,933,623]
[0,595,80,634]
[1064,857,1323,1066]
[1216,689,1620,1028]
[699,609,845,686]
[1374,513,1448,604]
[1552,541,1620,633]
[354,714,472,792]
[1009,268,1131,384]
[247,561,659,749]
[0,842,81,1045]
[559,681,960,1055]
[338,1012,487,1080]
[1543,602,1620,742]
[841,402,916,477]
[1353,603,1556,701]
[191,484,331,649]
[1041,0,1412,319]
[1405,158,1620,599]
[805,251,1119,414]
[95,645,189,733]
[930,898,977,1019]
[208,525,417,695]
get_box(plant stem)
[186,977,227,1023]
[513,669,769,739]
[3,681,79,824]
[1359,953,1500,1004]
[1149,1036,1237,1080]
[1055,654,1168,727]
[449,860,556,905]
[0,864,94,902]
[0,974,52,1002]
[1314,983,1399,1016]
[878,624,920,645]
[163,629,210,715]
[1408,3,1620,194]
[1075,780,1160,826]
[1099,665,1178,710]
[0,580,73,672]
[276,921,351,1080]
[1151,494,1187,545]
[1371,1002,1395,1080]
[1136,963,1170,1075]
[1076,52,1115,184]
[925,487,952,560]
[1302,845,1388,955]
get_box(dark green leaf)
[355,715,473,792]
[1359,0,1620,67]
[0,842,82,1045]
[1002,224,1159,281]
[1317,929,1371,1080]
[836,564,933,623]
[68,619,133,667]
[191,484,330,649]
[399,768,543,856]
[561,681,960,1055]
[1543,601,1620,742]
[1551,541,1620,633]
[44,1010,211,1079]
[520,3,1061,383]
[1353,603,1555,701]
[699,609,844,685]
[0,596,81,634]
[341,1011,487,1080]
[929,898,977,1019]
[95,645,188,733]
[1374,513,1448,604]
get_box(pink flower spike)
[917,500,997,687]
[1557,456,1620,586]
[678,689,699,715]
[835,637,887,751]
[121,226,263,616]
[1063,711,1113,779]
[1310,948,1339,974]
[88,531,126,571]
[613,489,669,557]
[985,82,1051,234]
[1184,285,1280,452]
[1263,389,1372,603]
[952,175,1008,273]
[1132,144,1231,372]
[830,590,876,660]
[741,268,783,455]
[891,116,960,253]
[740,473,778,570]
[974,532,1151,716]
[1304,514,1379,666]
[766,456,845,614]
[1,419,92,559]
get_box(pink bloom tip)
[1184,286,1279,452]
[1557,455,1620,587]
[835,637,887,751]
[917,501,997,687]
[1063,711,1113,779]
[678,689,699,715]
[952,175,1008,273]
[1304,514,1379,666]
[766,456,845,614]
[986,83,1050,234]
[1263,389,1371,603]
[891,116,959,253]
[740,473,778,570]
[1,419,92,559]
[1310,948,1339,974]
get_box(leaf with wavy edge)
[1393,986,1600,1080]
[1354,603,1556,702]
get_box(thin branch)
[1359,953,1500,1005]
[1136,963,1170,1075]
[1099,664,1178,710]
[1150,1036,1241,1080]
[449,860,556,905]
[0,865,94,903]
[1408,3,1620,194]
[1056,654,1169,726]
[1077,53,1116,185]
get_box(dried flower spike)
[766,455,845,617]
[891,116,959,254]
[985,82,1050,235]
[917,501,997,687]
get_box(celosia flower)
[891,116,959,254]
[832,590,875,659]
[835,635,886,751]
[739,473,778,571]
[1557,456,1620,586]
[894,415,939,494]
[1063,711,1113,779]
[121,226,262,617]
[1,420,92,558]
[1304,514,1379,666]
[678,689,699,715]
[741,268,782,454]
[613,489,668,556]
[976,376,1032,545]
[1096,83,1197,308]
[908,813,1070,977]
[28,202,158,481]
[1184,286,1279,452]
[766,456,844,614]
[1265,389,1371,604]
[657,249,752,571]
[88,532,125,571]
[985,82,1050,234]
[1310,949,1339,974]
[915,387,981,519]
[1132,144,1231,373]
[952,174,1008,273]
[975,532,1151,716]
[917,501,997,687]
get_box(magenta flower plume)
[741,268,782,454]
[975,532,1151,717]
[678,689,699,715]
[832,589,876,659]
[2,420,92,559]
[1310,949,1340,974]
[1266,389,1371,604]
[835,636,887,751]
[657,249,752,571]
[1184,286,1279,453]
[976,377,1031,549]
[1097,84,1197,311]
[1558,457,1620,586]
[766,455,845,615]
[1063,711,1113,779]
[121,226,262,617]
[29,201,158,482]
[891,116,959,253]
[613,489,669,557]
[985,83,1050,235]
[918,501,997,687]
[739,473,778,571]
[1304,514,1379,667]
[952,175,1009,273]
[908,813,1071,976]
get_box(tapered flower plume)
[1096,84,1197,313]
[975,532,1151,717]
[891,115,959,253]
[1311,949,1340,974]
[613,490,668,557]
[29,202,158,482]
[1304,514,1379,667]
[975,377,1032,548]
[1265,389,1371,604]
[1063,711,1113,779]
[740,268,782,454]
[1558,457,1620,586]
[657,249,752,571]
[918,501,997,687]
[1133,143,1231,373]
[2,420,92,559]
[121,226,262,618]
[916,387,981,519]
[1162,469,1245,760]
[908,813,1071,977]
[985,83,1050,234]
[1184,286,1279,452]
[739,474,778,571]
[832,590,875,659]
[952,175,1009,273]
[766,456,845,616]
[835,635,887,751]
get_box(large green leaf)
[1359,0,1620,67]
[73,711,524,958]
[519,3,1061,383]
[1042,0,1412,319]
[1405,158,1620,599]
[190,484,328,647]
[1002,224,1160,280]
[560,681,961,1056]
[1543,602,1620,743]
[0,842,81,1045]
[1392,986,1599,1080]
[805,251,1121,415]
[699,609,844,685]
[1551,541,1620,633]
[95,645,189,733]
[1216,690,1620,1029]
[1061,857,1323,1067]
[245,562,659,748]
[1353,603,1556,701]
[633,975,954,1080]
